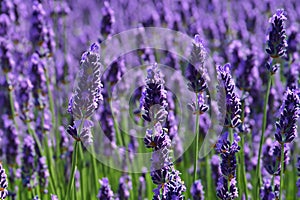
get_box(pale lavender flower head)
[68,43,103,144]
[50,194,58,200]
[185,35,207,94]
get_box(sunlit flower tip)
[50,194,58,200]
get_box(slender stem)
[193,93,200,182]
[279,143,285,200]
[256,74,272,198]
[26,122,44,155]
[239,97,249,200]
[205,153,212,199]
[65,142,79,200]
[240,135,249,199]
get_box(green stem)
[78,143,85,200]
[65,142,79,199]
[279,143,285,200]
[205,153,212,199]
[240,135,249,200]
[256,74,272,198]
[193,93,200,182]
[26,122,44,155]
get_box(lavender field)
[1,0,300,199]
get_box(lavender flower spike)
[275,89,300,144]
[190,180,205,200]
[140,63,168,123]
[68,43,103,144]
[266,9,288,58]
[37,156,49,194]
[97,178,114,200]
[260,178,279,200]
[217,64,242,128]
[216,132,240,199]
[185,34,208,94]
[0,162,8,199]
[21,135,36,189]
[117,175,132,200]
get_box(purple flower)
[30,0,47,49]
[0,14,10,37]
[50,194,58,200]
[190,180,204,200]
[217,63,242,128]
[99,1,115,41]
[140,63,168,123]
[117,175,132,200]
[266,9,287,58]
[16,77,34,122]
[138,174,146,200]
[21,135,36,189]
[217,176,238,200]
[187,93,209,115]
[37,156,49,194]
[0,38,15,73]
[69,43,102,120]
[0,162,8,199]
[185,35,207,94]
[2,115,19,166]
[29,53,47,107]
[260,178,279,200]
[216,133,240,199]
[160,168,186,200]
[262,141,289,175]
[211,155,221,187]
[68,43,103,143]
[275,89,300,144]
[97,178,114,200]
